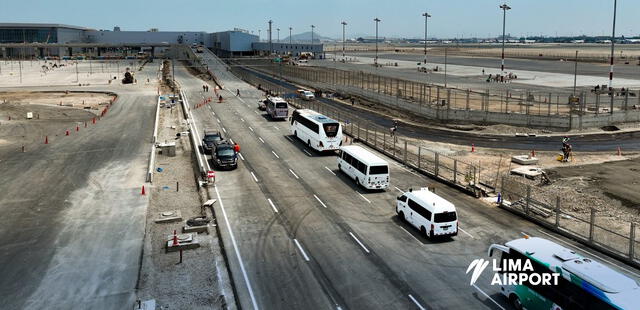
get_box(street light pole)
[422,12,431,65]
[341,21,347,61]
[289,27,292,44]
[277,28,280,43]
[608,0,617,90]
[311,25,315,43]
[268,20,273,55]
[499,3,511,73]
[374,18,381,65]
[573,50,579,96]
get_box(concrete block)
[183,225,208,234]
[154,210,182,223]
[158,142,176,157]
[511,155,539,165]
[203,199,217,207]
[510,166,543,179]
[133,299,156,310]
[166,233,200,252]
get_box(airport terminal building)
[0,23,322,58]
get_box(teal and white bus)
[488,237,639,310]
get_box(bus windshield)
[323,123,339,137]
[276,102,287,109]
[369,165,388,175]
[434,212,457,223]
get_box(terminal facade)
[0,23,323,58]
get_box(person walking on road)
[233,142,240,153]
[236,88,241,96]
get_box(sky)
[2,0,638,39]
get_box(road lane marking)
[249,126,254,132]
[401,226,421,242]
[213,186,259,310]
[357,191,371,203]
[216,118,221,123]
[390,161,420,177]
[394,186,404,193]
[258,137,265,143]
[289,169,299,179]
[267,198,279,213]
[349,232,370,254]
[303,149,312,156]
[222,127,227,133]
[535,229,640,278]
[229,138,234,144]
[294,239,310,262]
[241,118,245,122]
[250,172,258,182]
[238,152,245,161]
[212,111,216,116]
[324,166,336,175]
[472,284,506,310]
[313,195,328,208]
[408,295,426,310]
[286,136,293,142]
[254,111,259,115]
[272,151,280,159]
[459,227,474,239]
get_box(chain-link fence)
[500,177,640,267]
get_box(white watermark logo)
[466,258,560,286]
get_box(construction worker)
[233,142,240,153]
[236,88,241,96]
[218,95,223,102]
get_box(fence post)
[383,132,386,152]
[374,128,377,148]
[357,121,361,140]
[525,185,531,216]
[453,160,457,183]
[555,197,561,228]
[366,123,369,143]
[403,140,407,164]
[435,153,439,177]
[630,222,636,260]
[589,208,596,243]
[393,135,396,157]
[418,147,421,169]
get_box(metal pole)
[277,28,280,43]
[609,0,617,89]
[311,25,315,43]
[573,50,578,95]
[422,12,431,65]
[499,4,511,73]
[289,27,292,45]
[444,47,448,88]
[268,20,273,55]
[341,21,347,61]
[374,18,381,65]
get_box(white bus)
[396,188,458,238]
[337,145,389,190]
[290,109,342,152]
[265,96,288,120]
[488,237,638,310]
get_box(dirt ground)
[0,91,114,150]
[136,95,234,309]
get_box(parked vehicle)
[202,129,224,154]
[337,145,389,190]
[212,142,238,170]
[396,188,458,238]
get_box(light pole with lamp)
[374,18,381,65]
[422,12,431,66]
[341,21,347,61]
[499,3,511,73]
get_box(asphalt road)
[239,66,640,152]
[0,66,157,309]
[178,53,640,310]
[348,52,640,81]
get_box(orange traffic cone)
[65,130,70,136]
[531,149,536,157]
[617,146,622,156]
[141,185,146,195]
[76,125,79,132]
[172,230,179,246]
[471,143,475,152]
[45,136,49,144]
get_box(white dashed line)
[272,151,280,159]
[250,171,258,182]
[229,138,234,144]
[212,111,216,116]
[349,232,370,254]
[238,152,245,161]
[313,195,328,208]
[459,227,475,239]
[303,149,312,156]
[286,136,293,142]
[258,137,265,143]
[216,118,221,123]
[241,118,245,122]
[213,186,259,310]
[472,284,506,310]
[249,126,254,132]
[408,294,426,310]
[324,166,336,175]
[294,239,310,262]
[401,226,421,242]
[273,126,279,130]
[394,186,404,193]
[289,169,299,179]
[254,111,259,115]
[267,198,279,213]
[357,192,371,203]
[222,127,227,133]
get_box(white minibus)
[396,188,458,238]
[337,145,389,190]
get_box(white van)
[396,188,458,238]
[297,89,315,101]
[337,145,389,190]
